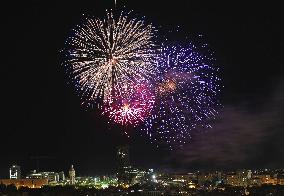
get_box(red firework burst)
[103,82,155,127]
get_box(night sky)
[2,1,284,178]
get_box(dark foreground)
[1,184,284,196]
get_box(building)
[117,145,130,169]
[115,146,147,185]
[118,166,135,184]
[236,170,249,187]
[225,170,250,187]
[59,171,65,181]
[172,174,191,183]
[26,170,59,183]
[250,176,262,186]
[255,174,277,185]
[9,165,21,179]
[69,165,76,185]
[197,172,214,186]
[117,145,131,184]
[278,174,284,185]
[0,179,48,189]
[225,172,239,186]
[247,170,252,179]
[125,167,149,184]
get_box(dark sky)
[2,1,284,178]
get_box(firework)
[142,43,221,148]
[63,11,157,106]
[103,81,155,127]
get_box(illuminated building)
[69,165,76,185]
[247,170,252,179]
[197,172,214,186]
[255,174,277,185]
[225,170,251,187]
[9,165,21,179]
[236,170,249,187]
[117,145,130,169]
[125,167,149,184]
[26,170,59,183]
[225,172,239,186]
[117,145,131,184]
[250,176,262,186]
[116,146,148,184]
[278,174,284,185]
[172,174,191,183]
[117,166,134,184]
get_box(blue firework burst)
[141,41,221,148]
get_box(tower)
[69,165,75,185]
[247,170,252,179]
[117,145,132,184]
[9,165,21,179]
[117,145,130,169]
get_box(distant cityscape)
[1,146,284,195]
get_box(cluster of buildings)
[112,146,284,189]
[0,164,76,188]
[116,146,156,186]
[1,146,284,193]
[155,169,284,190]
[0,146,156,189]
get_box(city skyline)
[2,158,284,192]
[2,0,284,179]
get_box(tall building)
[116,145,131,184]
[117,145,130,168]
[247,170,252,179]
[9,165,21,179]
[69,165,76,185]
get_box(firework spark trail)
[103,81,155,127]
[63,11,157,107]
[142,43,221,148]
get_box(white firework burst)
[63,11,157,106]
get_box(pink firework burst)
[103,82,155,127]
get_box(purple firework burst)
[141,42,221,148]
